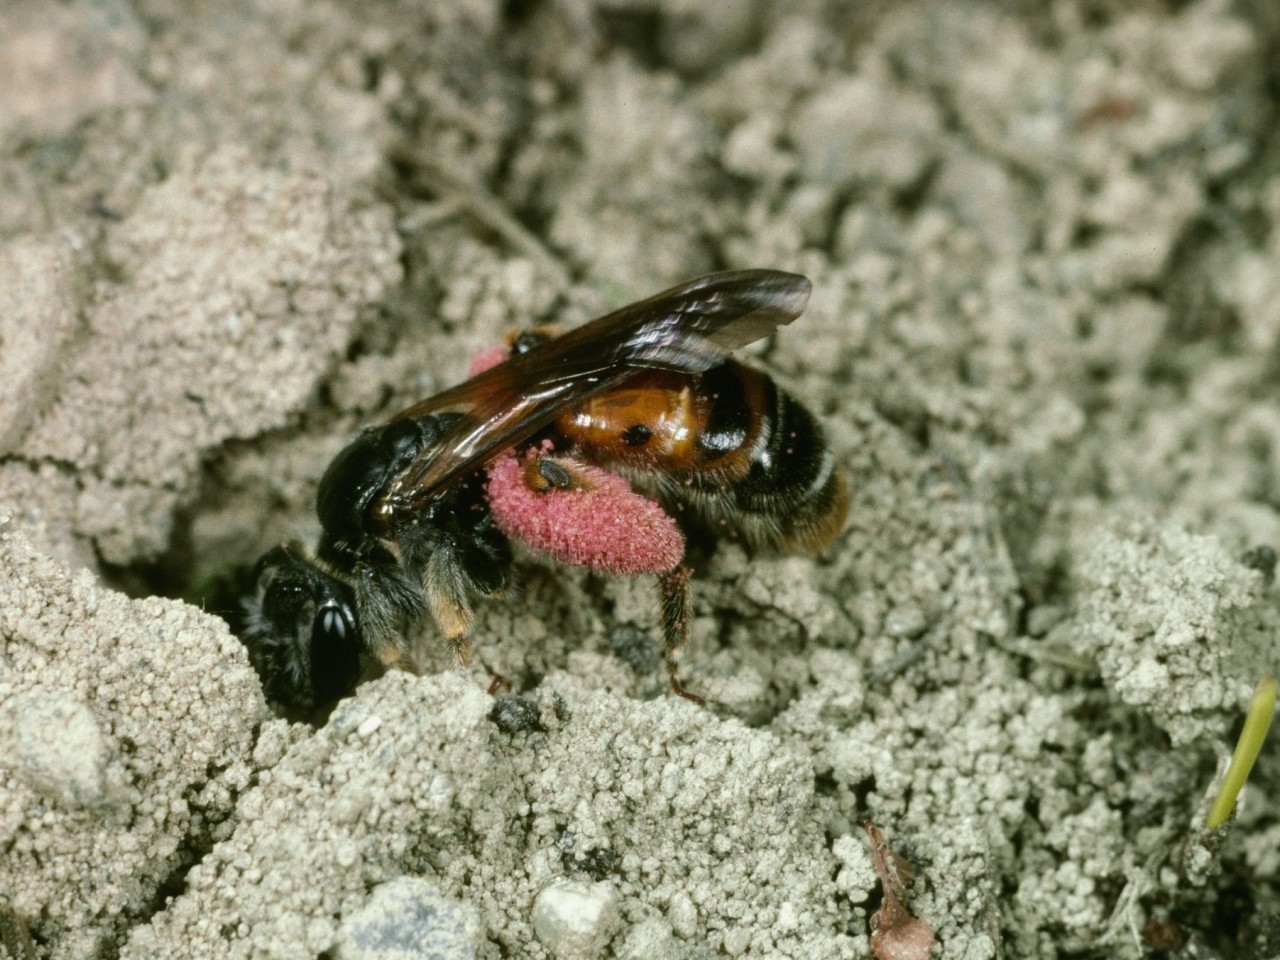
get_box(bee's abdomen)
[559,359,848,553]
[693,362,755,463]
[696,364,848,552]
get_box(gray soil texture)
[2,1,1279,958]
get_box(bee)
[242,270,847,713]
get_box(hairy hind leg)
[658,566,704,705]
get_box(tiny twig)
[865,823,935,960]
[394,147,573,289]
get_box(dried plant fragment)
[865,822,935,960]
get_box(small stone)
[1026,605,1069,637]
[607,624,657,673]
[335,877,482,960]
[615,916,682,960]
[884,604,929,640]
[532,879,621,959]
[723,926,752,956]
[488,696,542,734]
[3,689,118,809]
[666,891,698,939]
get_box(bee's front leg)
[421,548,476,666]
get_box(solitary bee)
[242,270,847,712]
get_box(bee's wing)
[387,269,812,508]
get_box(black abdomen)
[685,363,848,553]
[721,372,847,551]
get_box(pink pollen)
[485,451,685,576]
[469,344,510,377]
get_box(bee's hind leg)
[658,566,704,705]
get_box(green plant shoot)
[1207,675,1276,829]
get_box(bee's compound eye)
[317,602,351,641]
[310,600,362,708]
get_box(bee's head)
[241,544,361,715]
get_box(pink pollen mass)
[468,344,510,377]
[485,451,685,576]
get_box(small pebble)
[336,877,482,960]
[532,879,620,958]
[4,690,116,809]
[489,696,542,734]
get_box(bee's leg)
[658,566,704,705]
[349,559,421,672]
[521,452,587,493]
[451,634,474,668]
[423,548,476,666]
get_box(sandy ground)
[2,0,1279,957]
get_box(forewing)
[388,269,812,508]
